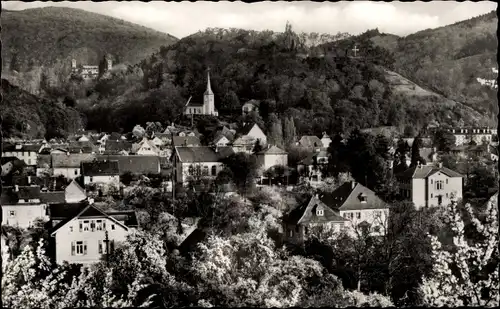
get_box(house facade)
[2,143,42,166]
[321,133,332,148]
[256,145,288,171]
[397,164,463,208]
[49,202,137,265]
[449,128,497,146]
[297,150,329,185]
[52,153,96,179]
[297,136,323,152]
[242,100,260,116]
[1,186,49,228]
[81,160,120,187]
[283,194,348,243]
[173,146,234,184]
[131,137,161,156]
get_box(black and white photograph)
[0,1,498,307]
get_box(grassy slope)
[2,7,178,71]
[370,11,498,123]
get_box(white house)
[49,202,138,265]
[449,128,496,146]
[397,163,463,208]
[321,133,332,149]
[1,185,49,229]
[173,146,234,185]
[242,100,260,116]
[232,123,267,154]
[81,160,120,187]
[51,153,96,179]
[2,143,43,166]
[214,135,231,147]
[65,179,87,203]
[131,137,161,156]
[256,145,288,171]
[297,149,329,185]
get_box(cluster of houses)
[1,68,497,267]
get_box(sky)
[3,1,497,38]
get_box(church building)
[184,69,218,117]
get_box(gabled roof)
[104,140,133,154]
[175,146,234,163]
[81,160,119,176]
[2,143,43,152]
[172,136,201,147]
[232,135,256,146]
[298,136,323,149]
[51,153,96,168]
[284,195,347,225]
[398,165,463,179]
[131,138,159,153]
[96,155,161,174]
[50,202,130,236]
[238,123,264,136]
[257,145,287,155]
[17,186,41,200]
[40,191,66,204]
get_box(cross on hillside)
[352,45,359,57]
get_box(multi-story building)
[51,153,96,179]
[1,185,49,228]
[172,146,234,185]
[49,201,138,264]
[397,163,463,208]
[2,143,43,166]
[81,160,120,187]
[449,128,497,146]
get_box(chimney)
[351,181,356,189]
[88,197,94,205]
[438,162,443,169]
[27,176,32,185]
[15,185,19,192]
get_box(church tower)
[203,68,215,115]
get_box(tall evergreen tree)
[283,116,297,146]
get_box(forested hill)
[369,10,498,123]
[2,6,178,92]
[73,25,484,137]
[0,79,83,139]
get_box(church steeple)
[204,67,213,95]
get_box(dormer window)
[316,207,324,216]
[359,194,367,203]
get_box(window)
[431,193,433,198]
[359,195,367,203]
[83,220,90,231]
[431,179,433,184]
[111,224,115,230]
[90,220,96,231]
[110,240,115,252]
[79,221,83,232]
[74,170,78,175]
[446,179,448,184]
[436,180,444,190]
[446,193,448,198]
[188,165,194,176]
[374,210,382,217]
[211,165,217,176]
[96,220,103,231]
[98,240,107,254]
[69,226,73,232]
[202,166,209,176]
[316,208,324,216]
[72,241,87,256]
[90,176,93,182]
[9,210,15,217]
[356,212,361,219]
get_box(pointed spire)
[204,67,213,95]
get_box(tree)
[267,114,284,147]
[432,129,456,153]
[419,196,499,306]
[325,134,348,178]
[252,139,263,154]
[132,125,146,139]
[283,116,297,146]
[410,134,425,167]
[464,163,498,205]
[222,153,259,195]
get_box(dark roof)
[284,195,347,225]
[0,186,41,204]
[97,155,161,174]
[1,156,22,165]
[104,140,133,154]
[172,136,201,147]
[185,101,204,107]
[238,123,261,136]
[106,210,139,227]
[298,136,323,149]
[398,165,463,179]
[17,186,41,200]
[2,143,42,152]
[12,176,43,187]
[175,146,234,163]
[49,202,88,219]
[108,132,123,140]
[51,153,96,168]
[81,160,120,176]
[335,182,388,211]
[257,145,287,155]
[40,191,66,204]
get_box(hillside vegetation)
[0,79,84,139]
[2,7,178,94]
[71,25,483,137]
[370,11,498,123]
